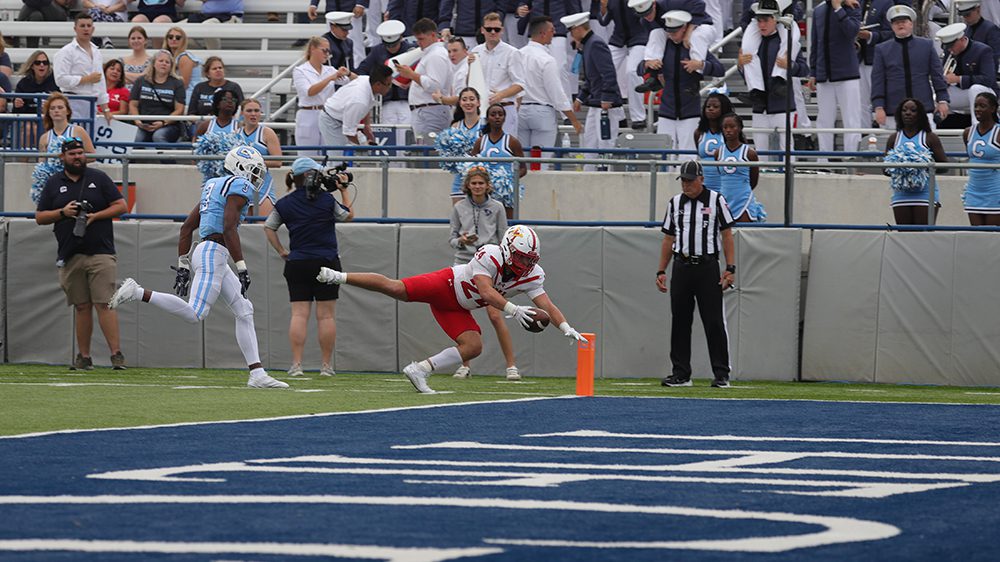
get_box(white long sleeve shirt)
[53,39,109,107]
[292,62,347,108]
[517,40,571,112]
[409,41,453,106]
[470,41,523,101]
[323,76,375,136]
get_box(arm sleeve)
[263,209,283,230]
[448,206,463,249]
[717,193,735,230]
[808,13,818,78]
[438,0,455,30]
[292,66,311,98]
[53,49,83,91]
[356,52,375,75]
[703,53,725,77]
[332,197,351,221]
[870,48,885,108]
[419,53,451,94]
[837,5,862,37]
[961,48,997,90]
[929,44,949,102]
[597,44,619,103]
[542,58,572,111]
[341,102,368,136]
[661,198,675,235]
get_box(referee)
[655,160,737,388]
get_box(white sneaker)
[403,362,435,394]
[320,364,336,377]
[287,363,305,377]
[109,278,141,309]
[316,267,345,285]
[453,365,471,378]
[506,366,522,381]
[247,372,289,389]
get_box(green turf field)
[2,364,999,436]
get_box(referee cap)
[886,5,916,22]
[628,0,655,16]
[677,160,703,180]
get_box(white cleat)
[453,365,471,379]
[247,372,290,389]
[319,364,336,377]
[316,267,346,285]
[108,278,141,309]
[403,362,436,394]
[506,366,522,381]
[287,363,305,377]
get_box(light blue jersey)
[198,174,255,238]
[237,125,274,205]
[719,142,752,217]
[891,130,937,207]
[206,117,236,136]
[965,124,1000,213]
[698,130,724,189]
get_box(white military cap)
[377,20,405,43]
[559,11,590,29]
[325,11,353,26]
[886,5,917,22]
[936,22,968,47]
[750,0,780,17]
[662,10,692,30]
[955,0,982,12]
[628,0,655,15]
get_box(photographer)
[35,137,128,370]
[264,158,354,378]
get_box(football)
[524,307,550,333]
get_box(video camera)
[304,163,353,200]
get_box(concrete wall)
[2,162,975,226]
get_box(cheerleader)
[191,89,238,142]
[237,98,283,216]
[963,92,1000,226]
[717,113,764,222]
[471,103,527,219]
[884,98,948,226]
[31,92,95,204]
[435,87,483,202]
[694,93,734,191]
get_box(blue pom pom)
[747,196,767,222]
[31,159,64,204]
[884,143,933,193]
[194,132,249,183]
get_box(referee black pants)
[670,258,731,381]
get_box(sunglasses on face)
[483,27,502,33]
[167,34,183,40]
[33,60,50,66]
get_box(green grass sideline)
[1,365,999,436]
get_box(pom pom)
[435,125,479,173]
[884,143,933,193]
[194,132,248,183]
[747,196,767,222]
[31,159,64,204]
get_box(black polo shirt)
[36,167,123,258]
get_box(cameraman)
[35,137,128,370]
[264,157,354,378]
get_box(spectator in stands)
[188,56,245,117]
[0,32,12,77]
[293,36,350,156]
[434,37,471,105]
[13,51,59,135]
[183,0,244,23]
[385,0,440,36]
[397,18,454,144]
[237,98,282,206]
[937,23,999,128]
[18,0,70,48]
[596,0,649,130]
[54,13,114,123]
[517,16,582,168]
[164,26,202,107]
[32,92,96,204]
[717,112,764,222]
[104,59,130,116]
[471,102,527,218]
[439,0,500,49]
[130,0,183,26]
[84,0,128,48]
[322,11,359,74]
[883,97,948,225]
[856,0,910,129]
[632,0,716,95]
[309,2,366,65]
[872,5,949,130]
[738,0,798,109]
[319,64,394,157]
[35,137,128,371]
[695,92,733,192]
[963,92,1000,226]
[439,87,484,201]
[809,0,863,160]
[470,12,524,136]
[356,19,414,149]
[128,49,186,144]
[263,157,354,379]
[517,0,583,96]
[959,0,1000,68]
[192,89,238,142]
[123,25,150,85]
[446,167,515,380]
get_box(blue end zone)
[0,397,999,561]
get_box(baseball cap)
[61,137,85,152]
[291,157,324,176]
[677,160,703,180]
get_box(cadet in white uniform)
[294,37,351,156]
[470,12,525,136]
[396,17,455,143]
[320,66,395,157]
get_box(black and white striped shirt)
[662,188,735,257]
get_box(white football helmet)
[224,145,266,189]
[500,225,540,278]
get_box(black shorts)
[284,258,341,302]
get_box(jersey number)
[460,280,488,308]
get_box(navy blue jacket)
[576,31,622,107]
[597,0,649,48]
[387,0,441,35]
[857,0,911,66]
[966,16,1000,68]
[656,37,724,119]
[752,31,810,115]
[322,32,355,71]
[516,0,583,36]
[312,0,369,11]
[871,35,949,113]
[356,39,419,102]
[274,188,348,262]
[438,0,502,36]
[810,1,861,82]
[951,38,1000,95]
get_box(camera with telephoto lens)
[305,163,353,200]
[72,200,93,237]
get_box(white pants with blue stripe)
[146,240,260,367]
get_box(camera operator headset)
[263,157,355,377]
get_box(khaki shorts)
[58,254,118,306]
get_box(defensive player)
[108,146,288,389]
[316,225,587,393]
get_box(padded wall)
[950,233,1000,386]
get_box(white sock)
[147,291,199,323]
[427,346,463,373]
[249,367,266,378]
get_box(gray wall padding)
[801,231,885,382]
[950,233,1000,386]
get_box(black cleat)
[661,375,693,387]
[635,76,663,93]
[735,89,765,107]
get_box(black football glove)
[170,265,191,298]
[238,269,251,297]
